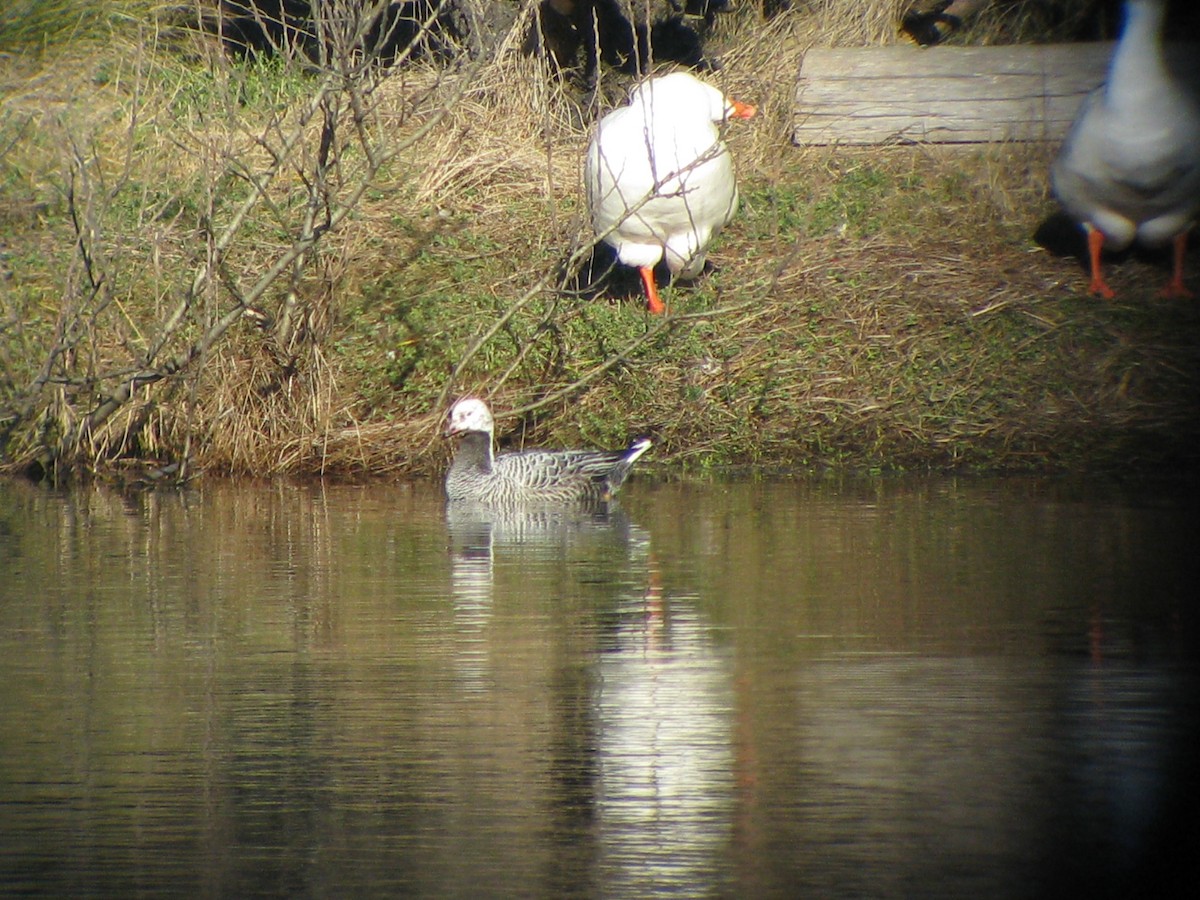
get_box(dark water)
[0,476,1197,898]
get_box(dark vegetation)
[214,1,726,77]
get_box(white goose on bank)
[444,397,651,505]
[585,71,756,314]
[1051,0,1200,299]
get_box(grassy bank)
[2,2,1199,483]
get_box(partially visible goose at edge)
[444,397,651,505]
[1051,0,1200,299]
[585,71,756,314]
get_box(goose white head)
[630,71,757,124]
[445,397,495,438]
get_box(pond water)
[0,475,1197,898]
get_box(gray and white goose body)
[1051,0,1200,298]
[444,397,651,505]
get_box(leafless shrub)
[0,1,508,481]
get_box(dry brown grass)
[2,2,1199,482]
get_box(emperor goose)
[444,397,651,505]
[585,71,756,314]
[1051,0,1200,298]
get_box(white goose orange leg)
[1086,226,1116,300]
[640,266,666,314]
[1160,231,1194,299]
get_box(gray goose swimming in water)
[1051,0,1200,299]
[444,397,651,505]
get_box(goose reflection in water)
[444,496,740,892]
[444,498,651,689]
[593,577,738,893]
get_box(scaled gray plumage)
[444,397,650,505]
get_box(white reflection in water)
[446,503,496,691]
[446,500,649,691]
[595,582,736,895]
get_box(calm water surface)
[0,476,1197,898]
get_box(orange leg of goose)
[639,266,666,314]
[1086,226,1116,299]
[1160,231,1194,299]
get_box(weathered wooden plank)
[793,43,1195,146]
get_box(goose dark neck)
[450,431,494,476]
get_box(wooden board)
[793,43,1119,146]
